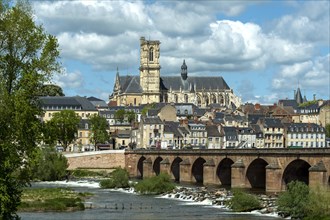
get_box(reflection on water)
[19,181,282,220]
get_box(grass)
[19,187,92,212]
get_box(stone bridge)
[124,148,330,192]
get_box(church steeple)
[181,59,188,80]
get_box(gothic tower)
[139,37,161,104]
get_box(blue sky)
[31,0,329,104]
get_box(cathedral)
[109,37,241,108]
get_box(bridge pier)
[143,158,153,178]
[309,161,328,188]
[266,163,282,192]
[203,159,217,185]
[160,158,171,176]
[180,159,192,183]
[231,159,246,188]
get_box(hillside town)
[39,90,330,151]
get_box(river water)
[19,181,282,220]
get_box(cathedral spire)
[181,59,188,80]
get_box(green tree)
[0,0,61,218]
[134,173,175,195]
[39,84,64,96]
[304,186,330,220]
[126,110,136,124]
[31,147,68,181]
[325,124,330,138]
[89,114,109,148]
[115,109,126,123]
[100,167,130,189]
[277,181,309,219]
[50,110,80,151]
[228,189,261,212]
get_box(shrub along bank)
[134,173,175,195]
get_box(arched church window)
[205,96,209,106]
[211,94,216,104]
[149,47,154,62]
[184,94,188,103]
[219,95,224,105]
[164,94,168,103]
[197,95,201,107]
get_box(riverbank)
[19,187,92,212]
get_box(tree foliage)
[325,124,330,138]
[278,181,330,220]
[114,109,126,123]
[89,114,109,147]
[228,189,262,212]
[0,0,61,218]
[48,110,81,151]
[30,147,68,181]
[100,167,130,189]
[114,109,136,124]
[39,84,64,96]
[277,181,309,219]
[134,173,175,195]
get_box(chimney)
[313,94,316,101]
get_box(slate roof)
[78,119,91,129]
[142,117,163,124]
[223,127,238,140]
[117,75,230,94]
[39,96,96,111]
[286,123,324,133]
[160,76,230,91]
[119,76,142,94]
[206,125,221,137]
[278,99,298,109]
[262,118,284,128]
[164,122,183,138]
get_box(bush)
[100,167,129,188]
[71,169,108,178]
[277,181,309,219]
[134,173,175,195]
[31,147,68,181]
[228,189,262,212]
[303,186,330,220]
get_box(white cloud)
[31,1,329,103]
[272,1,329,45]
[52,69,84,90]
[272,54,330,98]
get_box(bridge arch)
[282,159,311,186]
[153,157,163,176]
[246,158,268,189]
[137,156,146,179]
[192,157,206,183]
[217,158,234,186]
[171,157,183,182]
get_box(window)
[82,113,85,118]
[149,47,154,61]
[85,123,88,129]
[184,109,188,115]
[79,132,82,137]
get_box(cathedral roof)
[116,75,230,94]
[160,76,230,91]
[119,76,142,93]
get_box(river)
[19,181,282,220]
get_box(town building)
[110,37,241,108]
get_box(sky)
[31,0,330,104]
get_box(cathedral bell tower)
[139,37,161,104]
